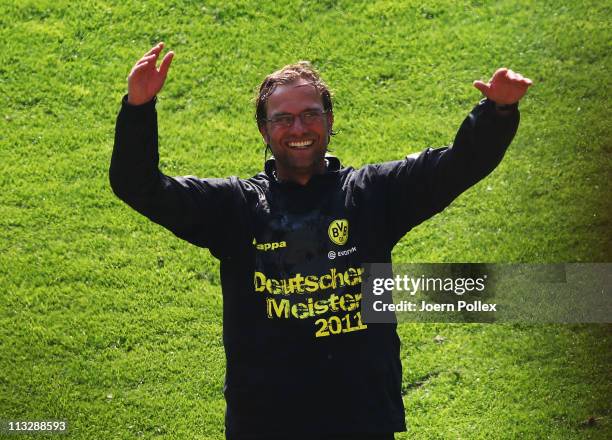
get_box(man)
[110,42,532,440]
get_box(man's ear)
[327,111,334,135]
[258,124,270,144]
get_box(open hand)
[127,42,174,105]
[473,68,532,105]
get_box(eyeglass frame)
[264,109,331,129]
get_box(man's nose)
[288,115,307,133]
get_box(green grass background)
[1,0,610,438]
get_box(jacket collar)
[264,154,341,186]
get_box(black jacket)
[110,96,519,437]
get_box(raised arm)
[432,67,533,197]
[109,44,241,254]
[381,68,533,244]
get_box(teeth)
[288,140,314,148]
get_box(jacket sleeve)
[379,98,520,246]
[109,95,244,257]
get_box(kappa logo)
[253,238,287,252]
[328,219,349,245]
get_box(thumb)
[473,80,489,95]
[159,51,174,80]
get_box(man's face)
[259,79,333,184]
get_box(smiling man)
[256,71,334,185]
[110,43,532,440]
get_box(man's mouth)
[287,140,314,149]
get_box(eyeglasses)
[265,110,329,129]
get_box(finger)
[136,54,157,66]
[143,42,164,57]
[493,67,508,79]
[143,44,164,67]
[129,60,152,77]
[158,51,174,78]
[522,77,533,86]
[473,80,489,94]
[506,70,519,81]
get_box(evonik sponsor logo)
[328,246,357,259]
